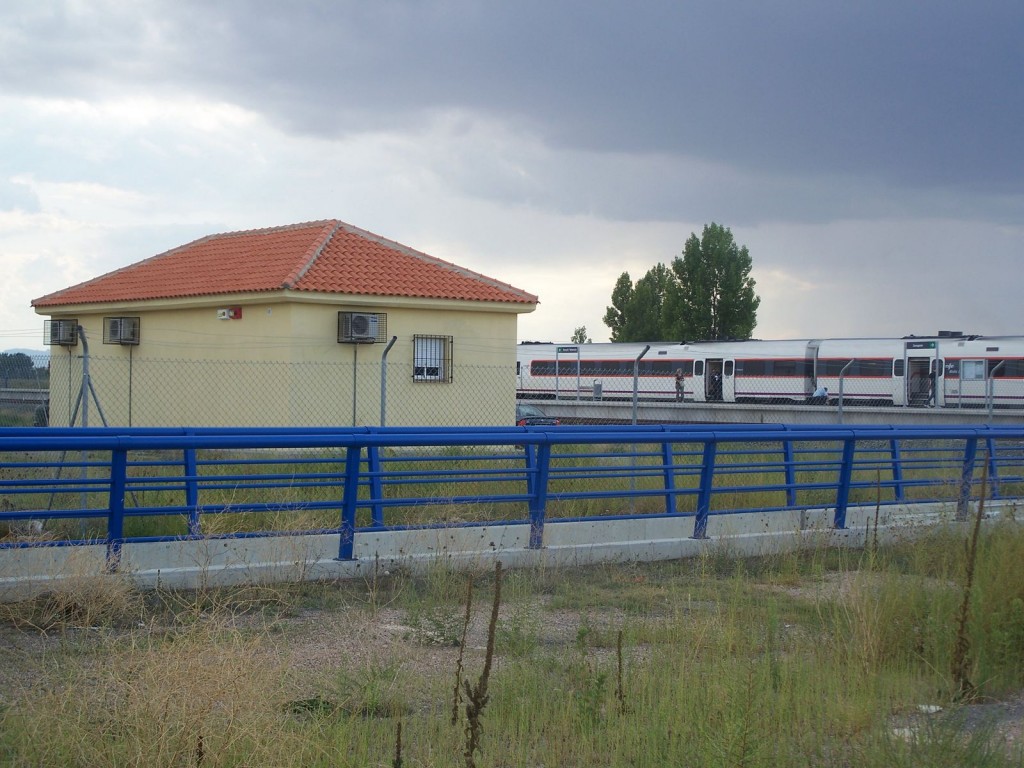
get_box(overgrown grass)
[2,520,1024,766]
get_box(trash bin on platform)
[592,380,603,400]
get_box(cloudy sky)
[2,0,1022,350]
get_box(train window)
[640,360,675,376]
[559,361,580,376]
[857,360,895,377]
[724,360,734,376]
[818,359,848,376]
[820,359,893,377]
[989,359,1024,378]
[773,360,797,376]
[961,360,985,381]
[1006,360,1024,377]
[893,359,904,377]
[694,360,704,376]
[737,360,766,376]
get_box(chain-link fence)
[4,350,1023,428]
[0,353,50,427]
[34,353,515,428]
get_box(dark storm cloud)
[4,0,1021,200]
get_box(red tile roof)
[32,220,538,308]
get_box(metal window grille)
[413,335,453,382]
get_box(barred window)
[413,335,453,382]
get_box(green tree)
[602,264,675,342]
[0,352,34,386]
[570,326,592,344]
[665,223,759,341]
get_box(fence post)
[956,437,979,521]
[106,447,128,572]
[832,438,855,529]
[338,445,362,560]
[379,335,398,426]
[528,442,551,549]
[692,440,716,539]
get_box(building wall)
[42,294,528,428]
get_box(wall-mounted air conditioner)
[44,319,79,347]
[103,316,141,345]
[338,311,385,343]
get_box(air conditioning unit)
[104,316,140,345]
[44,319,78,347]
[338,311,382,343]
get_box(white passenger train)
[516,333,1024,408]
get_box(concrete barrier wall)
[3,499,1016,601]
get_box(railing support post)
[782,440,796,508]
[367,446,384,527]
[692,441,716,539]
[889,438,905,502]
[338,445,361,560]
[106,448,128,573]
[985,437,1001,499]
[183,444,200,535]
[833,438,855,529]
[956,437,979,521]
[528,443,551,549]
[661,442,678,514]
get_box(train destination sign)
[906,341,937,350]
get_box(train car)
[936,335,1024,408]
[683,339,815,404]
[517,334,1024,408]
[515,342,686,401]
[813,338,907,406]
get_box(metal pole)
[79,326,89,429]
[631,345,651,426]
[352,344,358,426]
[380,335,398,427]
[629,345,650,513]
[77,326,89,535]
[837,359,854,424]
[576,346,581,401]
[987,360,1005,422]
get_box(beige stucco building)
[32,220,537,428]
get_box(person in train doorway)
[675,368,685,402]
[809,384,828,405]
[710,371,723,402]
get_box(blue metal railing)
[1,424,1022,570]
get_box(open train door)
[905,340,939,407]
[704,358,734,402]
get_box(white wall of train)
[516,334,1024,408]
